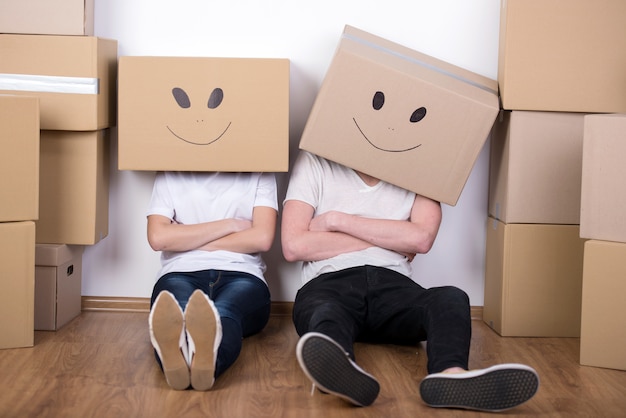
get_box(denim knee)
[151,273,201,310]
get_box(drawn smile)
[166,122,232,146]
[353,118,421,153]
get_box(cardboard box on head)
[118,56,290,172]
[299,25,500,206]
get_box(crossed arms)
[147,206,277,255]
[146,190,441,261]
[281,193,442,263]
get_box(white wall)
[84,0,501,304]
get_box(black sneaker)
[419,363,539,412]
[296,332,380,406]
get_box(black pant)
[293,265,471,374]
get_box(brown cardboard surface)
[36,130,109,245]
[0,35,117,131]
[35,243,81,266]
[0,95,39,222]
[0,221,35,349]
[580,240,626,371]
[498,0,626,113]
[299,25,499,206]
[488,110,585,224]
[483,217,585,337]
[34,244,83,331]
[118,56,290,172]
[0,0,94,35]
[580,114,626,243]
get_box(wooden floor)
[1,310,625,418]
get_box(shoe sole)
[185,290,220,391]
[150,293,190,390]
[296,333,380,406]
[419,364,539,411]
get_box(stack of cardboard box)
[579,114,626,371]
[484,109,587,338]
[0,95,38,349]
[0,0,117,343]
[483,0,626,347]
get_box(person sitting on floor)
[147,171,277,390]
[281,150,539,411]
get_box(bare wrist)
[334,211,349,232]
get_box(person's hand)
[308,211,341,232]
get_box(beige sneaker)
[149,291,190,390]
[184,290,222,391]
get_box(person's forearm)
[199,206,277,254]
[199,225,275,254]
[333,212,435,255]
[148,218,249,252]
[282,229,372,262]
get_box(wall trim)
[80,296,297,316]
[81,296,483,320]
[81,296,150,313]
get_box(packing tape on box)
[0,73,99,95]
[342,33,498,96]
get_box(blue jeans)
[150,269,271,378]
[292,265,471,374]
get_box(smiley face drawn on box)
[166,86,230,146]
[303,52,440,161]
[298,25,499,205]
[353,90,427,153]
[118,56,289,172]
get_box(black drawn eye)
[208,88,224,109]
[172,87,191,108]
[372,91,385,110]
[410,107,427,123]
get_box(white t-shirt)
[284,151,416,284]
[147,171,278,283]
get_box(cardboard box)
[488,110,585,224]
[0,34,117,131]
[498,0,626,113]
[0,0,94,35]
[580,114,626,243]
[36,130,110,245]
[35,244,83,331]
[0,95,39,222]
[118,56,289,172]
[580,240,626,371]
[483,217,586,337]
[299,25,499,206]
[0,221,35,349]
